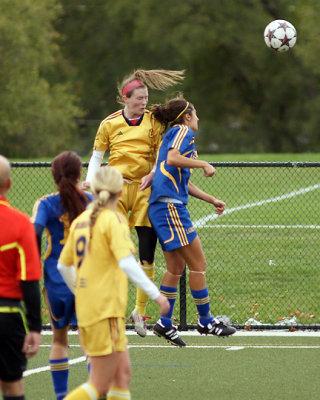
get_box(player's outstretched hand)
[79,181,91,190]
[155,294,170,315]
[139,171,155,191]
[23,331,41,359]
[203,163,216,177]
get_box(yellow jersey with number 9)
[59,207,136,327]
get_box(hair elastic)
[122,79,144,96]
[170,101,190,124]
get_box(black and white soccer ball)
[264,20,297,52]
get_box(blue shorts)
[43,285,77,329]
[148,202,197,251]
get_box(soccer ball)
[263,20,297,52]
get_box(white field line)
[24,356,86,376]
[201,225,320,229]
[40,330,320,337]
[193,183,320,228]
[128,344,320,349]
[25,341,320,376]
[26,330,320,376]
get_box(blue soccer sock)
[159,285,178,327]
[50,357,69,400]
[191,287,213,326]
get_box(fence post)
[179,268,187,331]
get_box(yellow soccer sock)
[135,262,155,315]
[64,383,99,400]
[107,386,131,400]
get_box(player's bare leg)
[107,350,131,400]
[178,237,236,337]
[153,251,186,347]
[50,326,70,400]
[64,352,123,399]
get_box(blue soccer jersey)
[31,192,93,289]
[31,192,92,329]
[148,124,197,205]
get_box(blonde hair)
[117,69,185,104]
[87,166,123,247]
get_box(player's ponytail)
[151,96,194,130]
[117,69,185,104]
[52,151,90,223]
[87,166,123,250]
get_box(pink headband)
[122,79,144,96]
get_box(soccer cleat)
[197,317,236,337]
[130,309,147,337]
[153,320,186,347]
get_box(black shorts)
[0,310,27,381]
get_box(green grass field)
[24,331,320,400]
[8,153,320,327]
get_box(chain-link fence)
[9,162,320,330]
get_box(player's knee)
[139,248,155,265]
[176,262,186,275]
[189,261,207,273]
[136,226,157,264]
[189,270,206,275]
[140,257,154,265]
[52,335,68,348]
[166,270,182,278]
[112,358,131,389]
[139,246,155,264]
[114,367,131,388]
[166,261,185,278]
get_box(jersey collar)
[0,197,10,207]
[122,110,144,126]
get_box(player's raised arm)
[188,181,226,215]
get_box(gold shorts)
[117,181,151,229]
[80,317,127,357]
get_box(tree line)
[1,0,319,157]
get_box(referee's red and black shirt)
[0,196,42,299]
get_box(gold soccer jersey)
[93,110,163,182]
[59,208,136,327]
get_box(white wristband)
[86,150,105,182]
